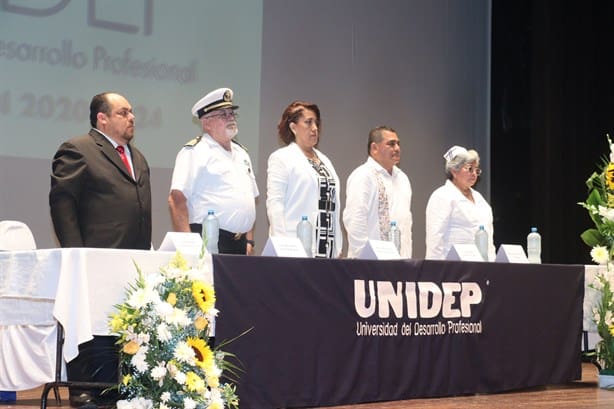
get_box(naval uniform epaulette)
[232,138,248,152]
[184,135,203,147]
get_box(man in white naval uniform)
[168,87,258,254]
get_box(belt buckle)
[233,232,242,240]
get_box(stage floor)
[3,363,613,409]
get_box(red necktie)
[116,146,133,178]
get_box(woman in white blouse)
[266,101,342,258]
[425,145,495,260]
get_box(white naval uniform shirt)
[170,134,259,233]
[425,179,495,260]
[343,157,413,258]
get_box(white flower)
[127,287,159,309]
[207,396,225,409]
[598,205,614,222]
[132,397,153,409]
[206,387,223,406]
[150,362,167,382]
[132,346,150,373]
[156,323,172,342]
[166,362,178,376]
[174,371,187,385]
[147,271,165,286]
[117,398,153,409]
[156,301,174,319]
[116,400,132,409]
[168,307,191,327]
[136,332,150,345]
[173,341,195,364]
[160,392,171,403]
[205,308,219,320]
[610,143,614,162]
[185,267,204,281]
[209,364,222,378]
[591,245,610,265]
[183,397,196,409]
[165,266,186,280]
[160,404,169,409]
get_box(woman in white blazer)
[266,101,342,258]
[425,145,495,260]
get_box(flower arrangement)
[109,252,239,409]
[580,135,614,375]
[588,271,614,374]
[579,135,614,264]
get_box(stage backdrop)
[213,256,583,408]
[0,1,491,258]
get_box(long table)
[0,251,586,408]
[0,248,202,390]
[213,256,584,408]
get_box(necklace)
[304,149,320,164]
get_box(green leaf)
[581,228,605,247]
[586,188,606,207]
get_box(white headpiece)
[443,145,468,162]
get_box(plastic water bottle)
[527,227,541,264]
[296,215,313,257]
[475,225,488,261]
[203,210,219,254]
[388,220,401,253]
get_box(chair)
[0,220,36,251]
[0,221,37,403]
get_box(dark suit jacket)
[49,129,152,249]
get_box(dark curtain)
[491,1,614,264]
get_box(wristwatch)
[246,239,255,247]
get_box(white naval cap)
[443,145,468,162]
[191,87,239,118]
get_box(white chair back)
[0,220,37,250]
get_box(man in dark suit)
[49,92,152,407]
[50,92,151,249]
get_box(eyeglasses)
[463,165,482,175]
[206,110,238,120]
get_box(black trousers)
[66,335,120,401]
[189,224,247,254]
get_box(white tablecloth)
[0,248,204,390]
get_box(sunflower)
[187,337,214,370]
[607,162,614,191]
[192,281,216,312]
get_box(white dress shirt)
[343,157,413,258]
[170,134,259,233]
[266,142,343,257]
[425,179,495,260]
